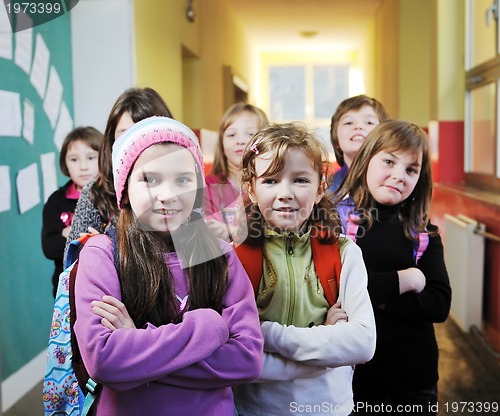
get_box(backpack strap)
[234,236,341,306]
[69,261,97,397]
[81,379,99,416]
[414,232,429,264]
[69,231,118,408]
[65,233,98,268]
[106,227,120,269]
[234,243,263,294]
[346,214,429,264]
[310,237,341,305]
[344,214,360,242]
[336,199,358,242]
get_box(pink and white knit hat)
[112,116,203,208]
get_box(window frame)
[464,0,500,192]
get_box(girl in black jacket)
[333,120,452,415]
[41,126,103,297]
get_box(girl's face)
[223,112,260,172]
[337,105,380,166]
[127,144,198,234]
[115,111,135,140]
[249,149,322,233]
[366,149,422,206]
[65,140,99,191]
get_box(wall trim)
[1,349,46,412]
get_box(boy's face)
[223,112,260,171]
[249,149,322,233]
[336,105,380,167]
[127,144,198,234]
[66,140,99,191]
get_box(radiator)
[444,214,485,332]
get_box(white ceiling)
[227,0,382,51]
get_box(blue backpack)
[43,230,117,416]
[337,200,429,264]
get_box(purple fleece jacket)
[74,234,263,416]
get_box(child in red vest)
[233,122,376,416]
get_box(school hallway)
[4,318,499,416]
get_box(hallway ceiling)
[228,0,382,51]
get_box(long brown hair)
[330,95,389,167]
[241,122,341,244]
[211,103,269,182]
[333,120,434,240]
[91,87,173,223]
[117,151,228,327]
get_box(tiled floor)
[4,318,500,416]
[436,320,500,416]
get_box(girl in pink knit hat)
[73,116,263,415]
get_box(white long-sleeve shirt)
[234,236,376,416]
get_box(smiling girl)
[329,95,389,192]
[233,122,376,416]
[333,120,452,415]
[73,116,263,415]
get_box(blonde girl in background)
[205,103,268,242]
[233,122,376,416]
[333,120,451,415]
[42,126,103,297]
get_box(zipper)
[286,232,294,255]
[285,232,295,324]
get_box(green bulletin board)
[0,4,74,380]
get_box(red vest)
[234,237,341,306]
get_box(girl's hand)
[206,219,237,242]
[398,267,426,294]
[324,301,348,325]
[79,227,100,238]
[62,226,71,239]
[91,295,136,331]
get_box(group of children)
[42,88,451,415]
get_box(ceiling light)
[300,31,318,38]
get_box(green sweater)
[257,228,329,328]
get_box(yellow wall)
[199,0,250,131]
[375,0,464,124]
[134,0,251,131]
[134,0,198,121]
[435,0,464,121]
[399,0,432,126]
[360,17,377,98]
[374,0,400,119]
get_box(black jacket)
[353,203,452,402]
[41,180,78,297]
